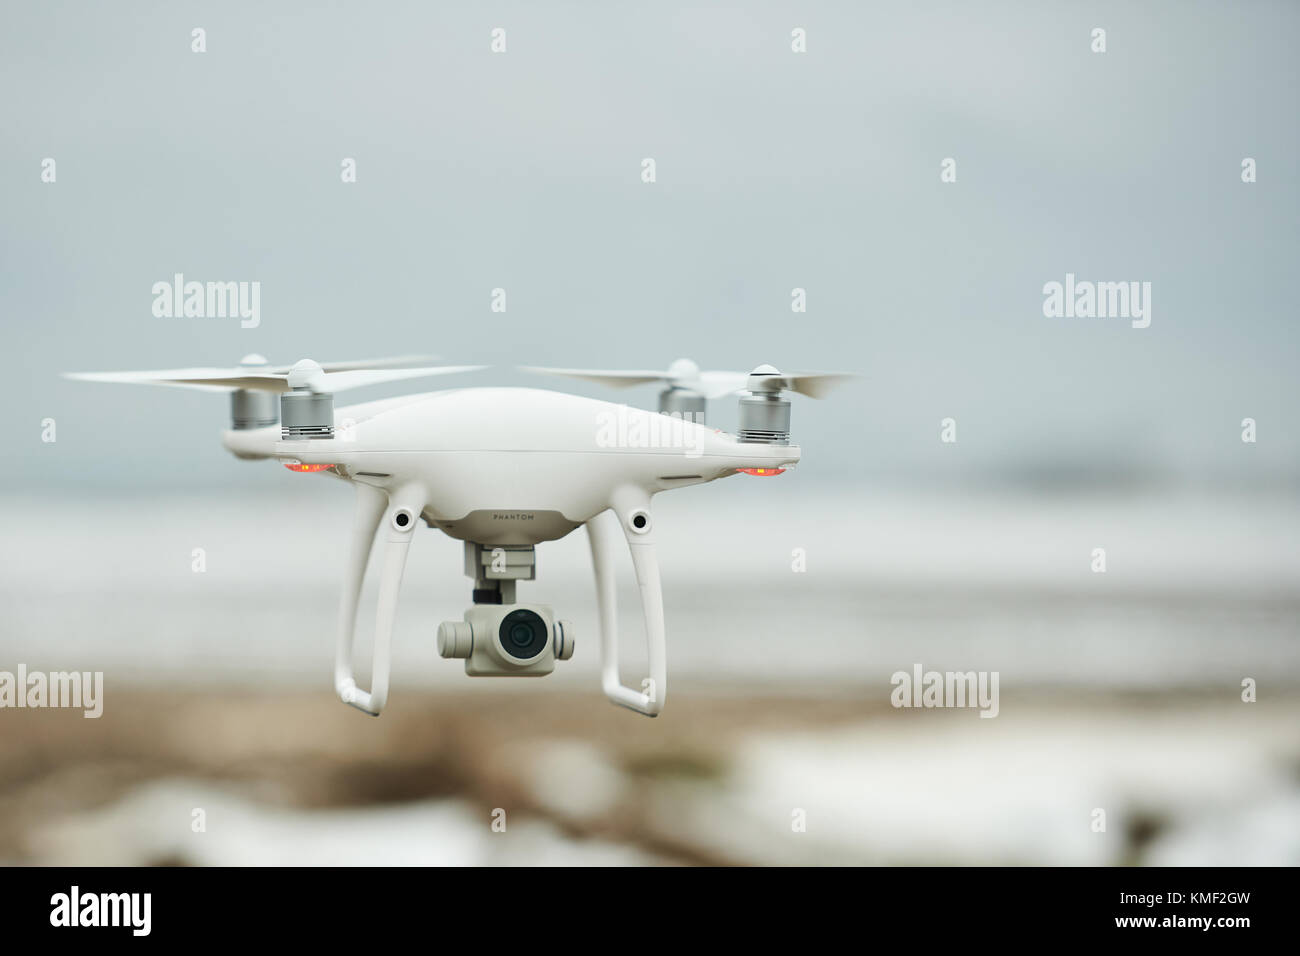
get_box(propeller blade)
[317,365,487,392]
[273,354,442,374]
[696,370,751,399]
[520,363,854,399]
[65,363,485,393]
[520,367,669,388]
[772,371,856,399]
[63,368,276,392]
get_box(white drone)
[66,354,850,718]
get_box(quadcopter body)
[228,386,797,546]
[67,356,846,718]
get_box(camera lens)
[497,609,548,661]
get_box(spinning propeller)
[522,358,854,428]
[522,358,756,400]
[65,353,485,435]
[65,353,482,394]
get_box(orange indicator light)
[284,462,334,473]
[738,467,785,477]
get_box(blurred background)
[1,0,1297,865]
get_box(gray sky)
[3,0,1297,491]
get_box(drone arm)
[335,482,422,716]
[587,489,667,717]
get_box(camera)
[437,603,574,677]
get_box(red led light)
[284,462,334,473]
[738,467,785,477]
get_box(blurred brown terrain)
[0,688,868,866]
[3,686,1297,866]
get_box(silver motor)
[659,386,707,424]
[230,388,279,430]
[737,365,792,444]
[280,388,334,440]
